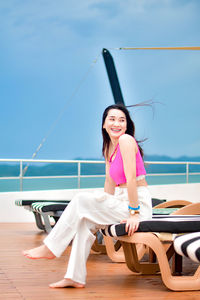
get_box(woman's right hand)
[120,214,140,236]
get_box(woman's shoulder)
[119,134,137,148]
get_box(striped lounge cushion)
[152,208,178,215]
[31,202,69,213]
[100,216,200,238]
[15,199,69,206]
[174,232,200,263]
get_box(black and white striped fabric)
[174,232,200,263]
[15,199,69,207]
[101,223,127,237]
[31,202,69,213]
[100,216,200,238]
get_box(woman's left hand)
[120,215,140,236]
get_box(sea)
[1,175,200,193]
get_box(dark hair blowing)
[101,104,144,160]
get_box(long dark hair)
[101,104,144,160]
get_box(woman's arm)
[119,134,138,206]
[119,134,140,235]
[104,160,116,195]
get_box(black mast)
[102,48,125,105]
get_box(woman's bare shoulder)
[119,134,136,147]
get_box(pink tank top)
[109,138,146,186]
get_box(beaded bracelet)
[128,205,140,211]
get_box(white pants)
[44,186,152,284]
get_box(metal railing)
[0,158,200,192]
[145,160,200,184]
[0,158,105,191]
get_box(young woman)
[23,104,152,288]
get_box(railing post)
[19,160,23,191]
[186,163,189,183]
[78,162,81,189]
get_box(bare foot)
[22,245,55,260]
[49,278,85,288]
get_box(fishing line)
[22,52,101,176]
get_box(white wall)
[0,188,101,222]
[149,183,200,202]
[0,183,200,223]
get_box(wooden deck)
[1,223,200,300]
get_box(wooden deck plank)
[1,223,200,299]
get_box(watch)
[129,209,140,215]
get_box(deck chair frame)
[103,200,195,263]
[15,200,69,232]
[118,232,200,291]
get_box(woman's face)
[103,109,127,140]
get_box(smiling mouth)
[111,128,121,132]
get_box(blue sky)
[0,0,200,160]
